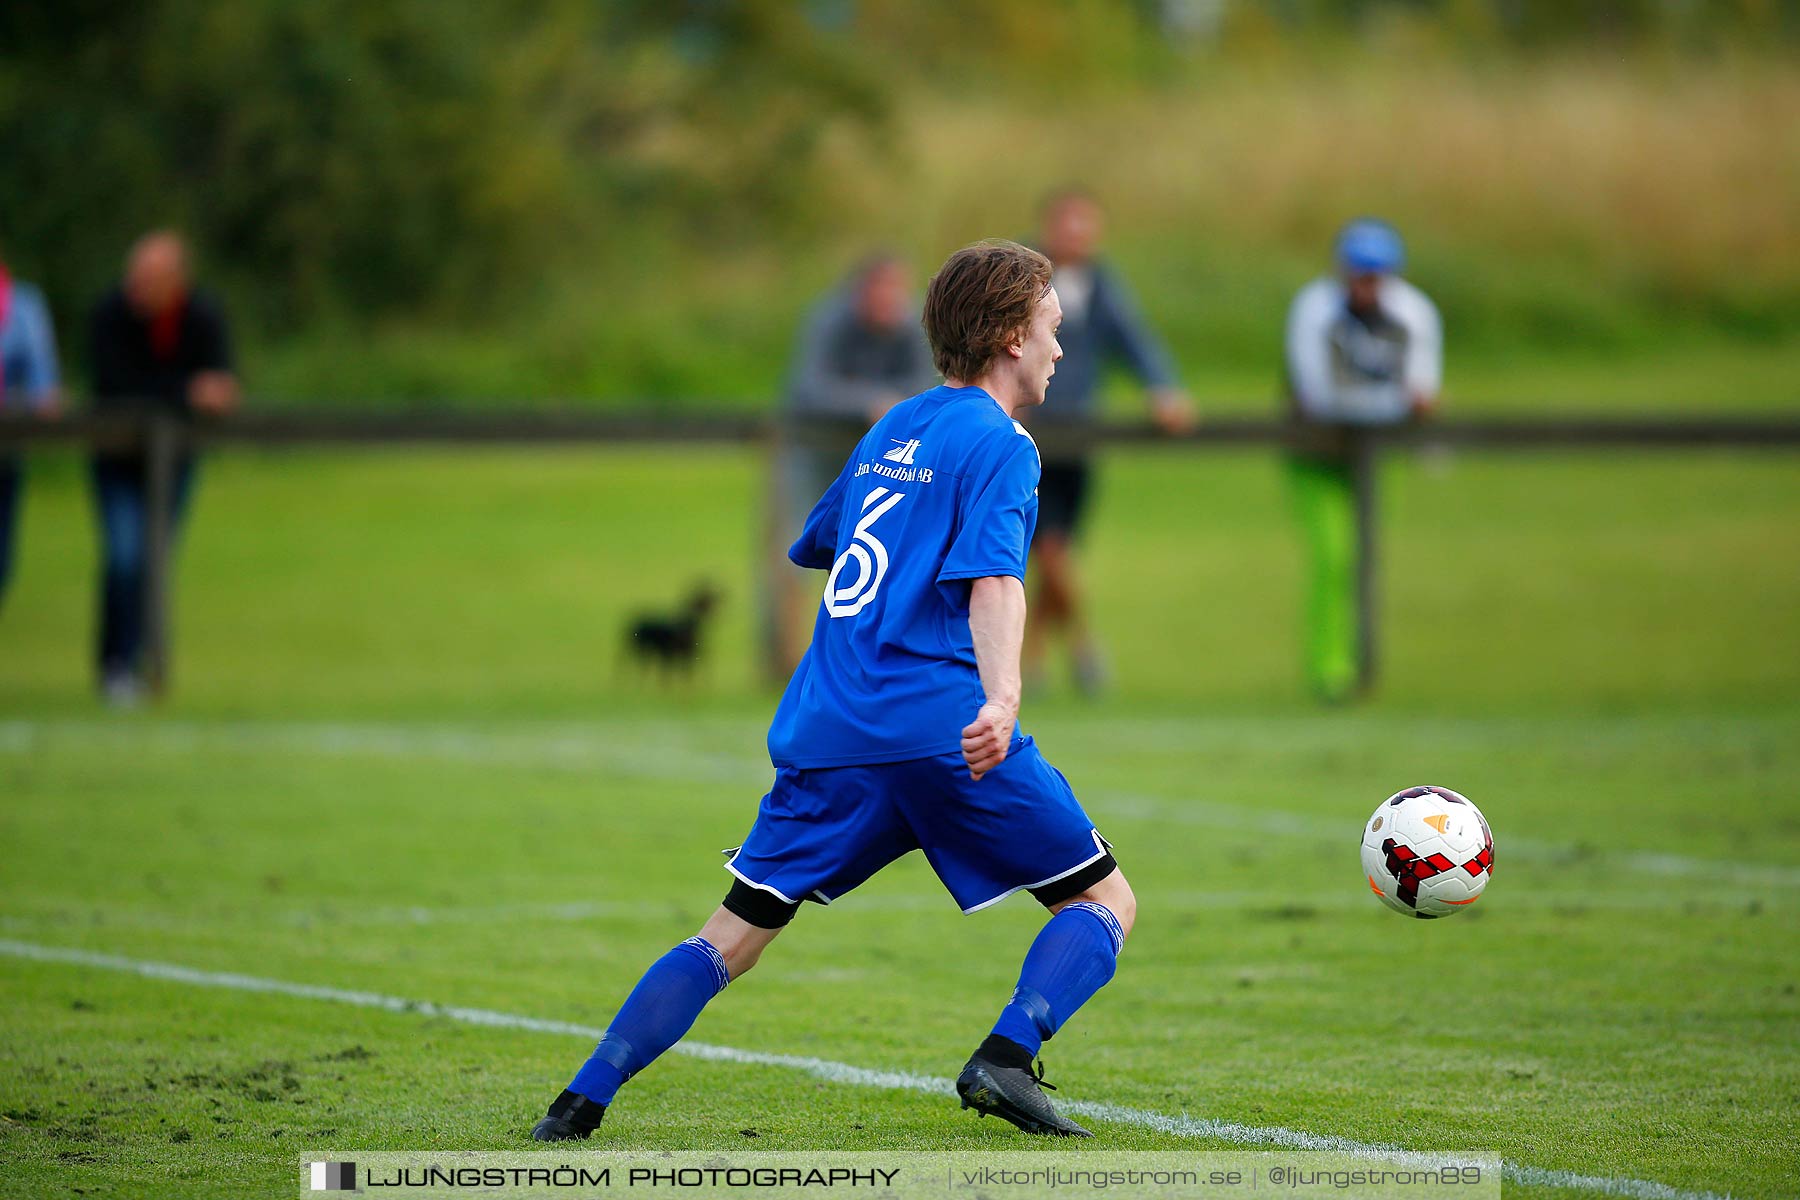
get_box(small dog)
[623,583,721,681]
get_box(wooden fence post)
[142,412,181,697]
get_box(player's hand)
[1150,389,1197,436]
[188,371,240,418]
[961,702,1016,781]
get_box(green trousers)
[1287,455,1359,701]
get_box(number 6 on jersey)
[824,488,906,618]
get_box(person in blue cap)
[1283,219,1441,701]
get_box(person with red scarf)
[88,231,238,704]
[0,251,64,611]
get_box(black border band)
[1028,852,1118,908]
[723,879,801,929]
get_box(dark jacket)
[90,286,233,415]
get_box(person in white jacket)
[1283,219,1441,701]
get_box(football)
[1361,785,1495,918]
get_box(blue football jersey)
[767,384,1041,768]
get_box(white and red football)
[1361,786,1495,918]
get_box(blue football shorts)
[725,735,1112,915]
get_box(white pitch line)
[0,884,1782,942]
[0,938,1736,1200]
[0,719,767,786]
[5,719,1799,888]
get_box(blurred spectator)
[762,253,935,679]
[1024,189,1194,696]
[0,249,63,610]
[1284,218,1442,702]
[88,231,239,704]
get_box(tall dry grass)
[817,55,1799,307]
[256,52,1800,402]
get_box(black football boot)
[531,1089,606,1142]
[956,1035,1092,1137]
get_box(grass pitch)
[1,448,1797,1198]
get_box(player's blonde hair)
[923,240,1053,384]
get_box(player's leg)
[1024,463,1080,689]
[90,457,148,697]
[986,865,1135,1062]
[533,762,910,1141]
[1039,461,1107,697]
[1032,530,1076,630]
[0,456,21,608]
[898,744,1123,1135]
[763,442,825,682]
[1024,531,1067,690]
[1032,532,1106,696]
[1289,454,1358,702]
[532,887,797,1142]
[956,861,1130,1139]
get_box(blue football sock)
[568,936,731,1104]
[990,902,1125,1058]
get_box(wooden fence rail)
[4,407,1797,696]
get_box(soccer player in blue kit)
[532,241,1135,1142]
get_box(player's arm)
[1097,268,1194,434]
[16,289,63,417]
[962,574,1025,781]
[187,295,240,417]
[1285,282,1337,420]
[942,431,1037,779]
[1395,282,1444,418]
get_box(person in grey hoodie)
[763,253,936,679]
